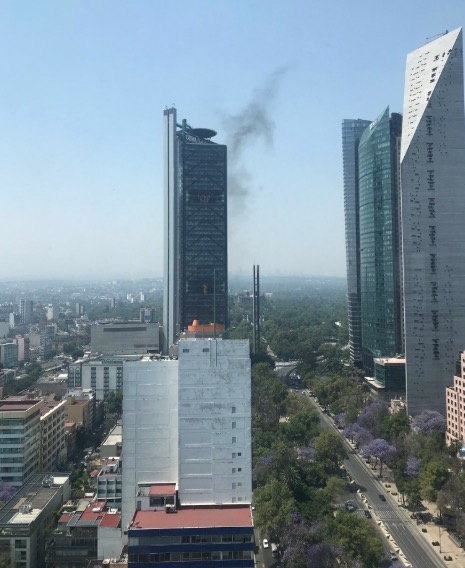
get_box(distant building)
[68,358,124,400]
[0,342,18,369]
[0,473,70,568]
[163,108,228,353]
[0,321,9,338]
[342,118,372,367]
[0,399,42,487]
[45,305,58,321]
[13,335,30,363]
[39,334,52,360]
[9,313,20,326]
[75,302,85,316]
[90,322,160,355]
[140,307,155,323]
[20,299,33,325]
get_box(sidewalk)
[366,457,465,568]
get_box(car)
[345,500,355,512]
[262,539,269,549]
[389,551,397,561]
[364,510,372,519]
[379,494,386,501]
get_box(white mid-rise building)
[121,338,251,533]
[178,339,252,506]
[401,28,465,416]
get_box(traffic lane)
[386,521,442,568]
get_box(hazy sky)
[1,1,463,280]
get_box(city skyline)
[1,1,464,279]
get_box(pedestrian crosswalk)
[374,508,403,520]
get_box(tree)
[314,430,347,471]
[362,438,396,477]
[253,478,297,538]
[325,510,384,568]
[419,458,450,503]
[0,480,15,504]
[104,391,123,416]
[412,410,446,435]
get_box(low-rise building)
[65,389,95,432]
[45,499,122,568]
[90,322,160,355]
[97,458,122,504]
[0,473,70,568]
[446,351,465,446]
[101,424,122,459]
[127,505,254,567]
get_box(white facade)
[121,358,179,531]
[121,339,252,532]
[68,359,123,400]
[401,28,465,416]
[178,339,252,505]
[163,107,179,353]
[40,400,67,471]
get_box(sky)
[0,1,464,280]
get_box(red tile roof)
[149,484,176,496]
[131,506,253,530]
[99,514,121,528]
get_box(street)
[307,392,448,568]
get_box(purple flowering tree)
[334,412,347,429]
[405,456,422,478]
[0,480,15,503]
[356,401,388,437]
[342,423,373,449]
[297,446,317,463]
[362,438,396,476]
[412,410,446,435]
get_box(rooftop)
[130,506,252,530]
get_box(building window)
[232,406,236,413]
[232,437,236,444]
[232,422,236,429]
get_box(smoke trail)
[223,66,288,203]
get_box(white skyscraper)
[401,28,465,416]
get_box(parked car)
[364,510,372,519]
[263,539,269,549]
[389,551,397,561]
[379,494,386,501]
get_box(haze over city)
[1,0,464,280]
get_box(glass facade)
[342,119,372,366]
[178,131,228,332]
[358,108,403,373]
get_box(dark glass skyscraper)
[358,108,403,374]
[342,119,371,367]
[163,108,228,352]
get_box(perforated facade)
[401,28,465,416]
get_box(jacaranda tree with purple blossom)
[412,410,446,435]
[342,423,373,449]
[362,438,396,476]
[405,456,422,478]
